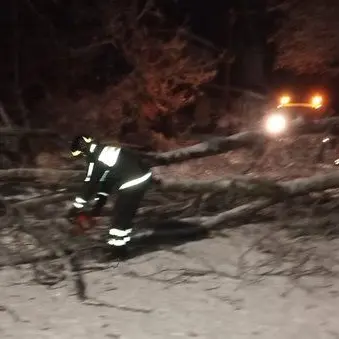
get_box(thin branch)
[0,102,13,127]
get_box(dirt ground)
[1,228,339,339]
[1,136,339,339]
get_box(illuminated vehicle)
[263,94,332,136]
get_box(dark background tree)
[1,0,338,146]
[273,0,339,75]
[268,0,339,110]
[0,1,271,132]
[0,1,225,147]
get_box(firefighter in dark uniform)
[67,135,152,258]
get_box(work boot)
[105,245,130,261]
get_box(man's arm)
[71,145,121,214]
[72,161,106,210]
[89,173,112,216]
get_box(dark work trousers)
[107,174,152,247]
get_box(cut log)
[0,168,84,181]
[157,176,284,198]
[158,171,339,198]
[13,193,74,208]
[181,199,272,227]
[2,168,339,199]
[143,131,266,165]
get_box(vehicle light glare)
[311,95,323,108]
[265,114,287,134]
[279,95,291,106]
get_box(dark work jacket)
[77,143,152,202]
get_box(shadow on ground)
[100,221,211,261]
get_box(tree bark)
[181,198,272,227]
[0,168,83,181]
[3,168,339,199]
[143,131,266,165]
[158,171,339,197]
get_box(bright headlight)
[265,114,287,134]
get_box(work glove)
[91,195,107,217]
[66,206,82,222]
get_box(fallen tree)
[1,115,339,173]
[3,167,339,239]
[2,166,339,198]
[1,126,339,300]
[1,123,338,237]
[1,116,339,171]
[2,159,339,292]
[143,131,267,165]
[0,130,266,171]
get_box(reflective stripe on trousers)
[107,228,132,247]
[73,196,87,208]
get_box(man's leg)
[107,174,151,255]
